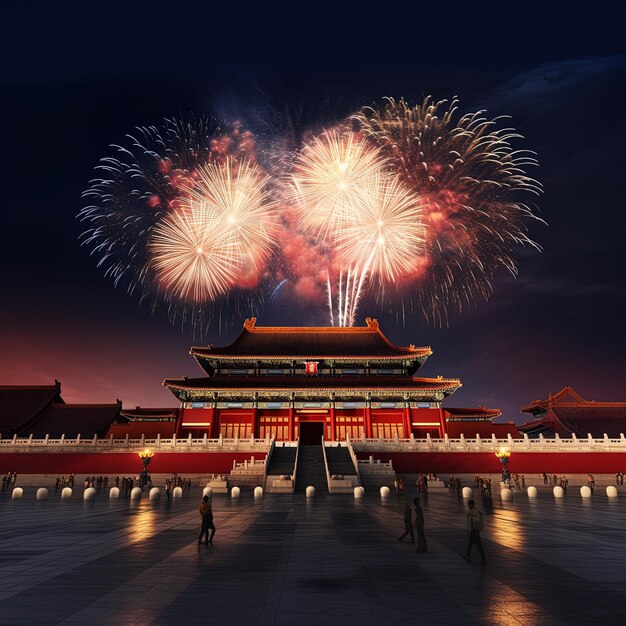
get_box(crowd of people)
[616,472,625,485]
[1,472,17,491]
[473,476,493,498]
[165,473,192,498]
[54,475,75,490]
[542,473,569,492]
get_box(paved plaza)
[0,486,625,625]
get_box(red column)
[175,406,183,437]
[438,406,447,437]
[288,407,294,441]
[211,408,220,439]
[330,405,336,441]
[404,406,412,438]
[251,407,258,438]
[365,406,372,438]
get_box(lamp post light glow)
[138,449,155,488]
[495,448,511,484]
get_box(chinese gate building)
[164,317,502,442]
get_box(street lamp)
[138,449,155,488]
[495,448,511,484]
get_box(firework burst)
[352,96,543,323]
[149,158,277,303]
[289,129,386,242]
[78,117,272,333]
[287,129,426,326]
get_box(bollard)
[306,486,316,498]
[254,486,263,498]
[462,486,473,499]
[61,487,72,499]
[500,488,512,501]
[354,486,365,499]
[109,487,120,499]
[231,486,241,498]
[580,486,592,498]
[527,486,538,498]
[553,486,564,498]
[149,487,161,501]
[202,486,213,498]
[379,486,390,498]
[84,487,96,501]
[606,486,618,498]
[12,487,23,499]
[172,486,183,498]
[36,488,49,501]
[130,487,142,499]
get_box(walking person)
[463,500,486,565]
[198,495,215,546]
[414,498,428,553]
[397,499,415,543]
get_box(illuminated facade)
[164,317,502,442]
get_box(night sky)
[2,5,625,422]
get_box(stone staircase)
[358,459,396,492]
[294,445,328,493]
[265,445,297,493]
[325,445,359,493]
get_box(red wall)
[0,452,266,474]
[357,452,626,473]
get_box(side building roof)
[0,382,63,435]
[191,318,432,371]
[518,386,626,437]
[20,402,122,438]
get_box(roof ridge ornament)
[244,317,257,330]
[365,317,379,330]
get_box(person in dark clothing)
[463,500,486,564]
[198,495,215,546]
[414,498,428,553]
[398,499,415,542]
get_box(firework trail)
[352,96,543,324]
[78,117,273,333]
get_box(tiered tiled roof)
[191,317,432,365]
[0,382,63,435]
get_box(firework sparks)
[78,117,275,333]
[79,96,543,334]
[352,96,543,323]
[286,129,427,326]
[289,129,386,242]
[150,158,277,302]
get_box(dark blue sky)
[2,4,625,420]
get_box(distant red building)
[0,381,120,438]
[518,386,626,438]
